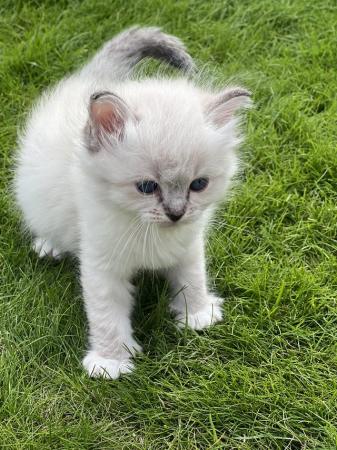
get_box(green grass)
[1,0,337,448]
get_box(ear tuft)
[205,87,252,127]
[88,91,130,144]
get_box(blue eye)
[136,180,158,194]
[190,177,209,192]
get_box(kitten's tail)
[80,26,195,81]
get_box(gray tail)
[80,26,195,80]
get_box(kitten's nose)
[166,211,185,222]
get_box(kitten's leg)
[81,256,141,379]
[33,237,63,260]
[166,237,223,330]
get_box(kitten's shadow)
[16,235,183,365]
[27,248,180,360]
[132,271,180,357]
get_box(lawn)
[1,0,337,448]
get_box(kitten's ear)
[205,87,252,128]
[87,91,133,146]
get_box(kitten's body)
[15,27,250,378]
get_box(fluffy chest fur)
[78,196,206,275]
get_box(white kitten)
[14,27,251,379]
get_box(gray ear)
[205,87,252,127]
[88,91,131,143]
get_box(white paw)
[83,351,134,379]
[173,295,224,330]
[33,237,62,260]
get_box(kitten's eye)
[136,180,158,194]
[190,177,209,192]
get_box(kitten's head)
[83,80,251,226]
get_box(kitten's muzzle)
[162,196,187,223]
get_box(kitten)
[14,27,251,379]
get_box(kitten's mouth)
[144,216,194,227]
[160,221,178,227]
[157,218,190,228]
[146,219,180,228]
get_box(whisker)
[105,216,141,270]
[123,221,145,270]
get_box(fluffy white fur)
[14,27,250,379]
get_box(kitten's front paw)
[173,295,224,330]
[83,351,134,379]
